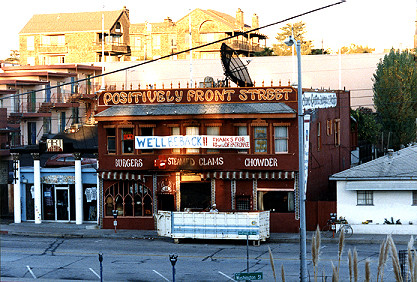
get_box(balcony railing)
[38,44,69,54]
[94,41,130,54]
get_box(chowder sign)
[98,86,296,106]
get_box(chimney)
[164,17,173,27]
[236,8,244,29]
[252,13,259,29]
[387,149,394,158]
[123,6,129,19]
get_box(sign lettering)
[99,87,296,106]
[135,136,250,149]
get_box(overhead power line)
[0,0,346,101]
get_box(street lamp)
[284,35,307,282]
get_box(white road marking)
[218,271,237,281]
[89,267,100,279]
[152,269,169,281]
[26,265,37,279]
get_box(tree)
[272,21,313,56]
[351,107,381,145]
[373,49,417,150]
[340,44,375,54]
[253,47,275,57]
[5,50,20,64]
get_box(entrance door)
[180,182,211,211]
[55,187,70,221]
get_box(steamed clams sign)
[135,135,250,149]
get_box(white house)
[330,145,417,235]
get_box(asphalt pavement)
[0,219,413,245]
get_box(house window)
[258,191,295,212]
[254,126,267,153]
[317,122,321,151]
[104,181,153,217]
[106,128,116,154]
[413,191,417,206]
[206,126,220,153]
[27,36,34,51]
[334,119,341,146]
[357,191,373,205]
[186,126,199,154]
[141,127,154,153]
[121,128,134,154]
[27,57,35,66]
[153,35,161,49]
[274,126,288,153]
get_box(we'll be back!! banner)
[135,135,250,149]
[98,86,296,106]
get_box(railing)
[225,40,264,53]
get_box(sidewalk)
[0,220,414,245]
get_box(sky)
[0,0,416,59]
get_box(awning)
[201,171,295,180]
[99,171,145,181]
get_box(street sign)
[238,231,257,235]
[234,272,263,281]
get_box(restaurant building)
[95,84,350,232]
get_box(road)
[0,235,409,281]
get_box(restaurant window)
[141,127,154,153]
[254,126,267,153]
[171,127,180,154]
[236,195,251,210]
[186,126,199,154]
[274,126,288,153]
[237,126,248,153]
[357,191,373,206]
[121,128,134,154]
[327,120,333,135]
[104,181,153,217]
[334,119,341,146]
[258,191,294,212]
[106,128,116,154]
[317,122,321,151]
[206,126,220,153]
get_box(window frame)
[412,191,417,206]
[274,126,288,153]
[206,126,220,153]
[105,127,116,154]
[317,122,321,151]
[334,119,341,146]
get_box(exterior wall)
[337,180,417,226]
[307,90,351,201]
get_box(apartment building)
[19,7,131,65]
[130,8,267,60]
[0,64,102,147]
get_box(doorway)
[55,187,70,221]
[180,182,211,211]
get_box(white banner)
[303,92,337,110]
[135,135,250,149]
[303,114,310,196]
